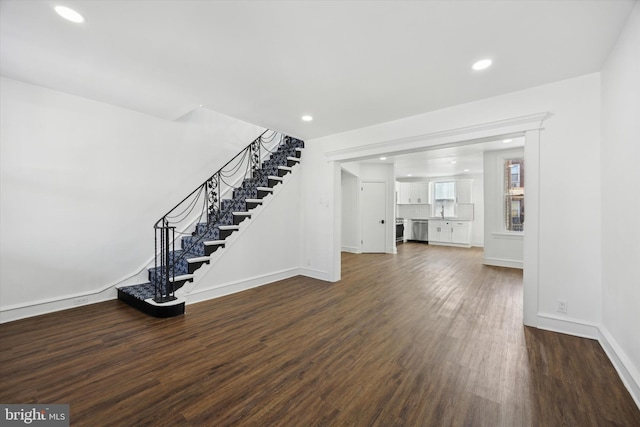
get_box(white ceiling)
[0,1,635,140]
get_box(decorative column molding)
[523,129,541,327]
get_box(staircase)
[117,131,304,317]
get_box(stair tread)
[256,187,273,191]
[232,212,251,216]
[245,198,263,203]
[278,165,293,170]
[218,225,240,230]
[203,240,225,245]
[268,175,284,180]
[170,274,194,282]
[186,255,210,263]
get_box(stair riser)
[233,215,251,225]
[257,189,272,198]
[219,228,236,239]
[268,178,282,187]
[204,244,224,256]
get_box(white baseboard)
[184,266,335,307]
[598,326,640,410]
[341,246,361,254]
[537,312,640,410]
[299,267,333,282]
[185,267,301,306]
[0,287,117,324]
[483,257,523,269]
[537,312,599,339]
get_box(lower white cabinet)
[429,220,471,247]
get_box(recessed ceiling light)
[407,174,412,177]
[379,157,387,161]
[55,5,85,23]
[502,139,513,143]
[472,59,492,71]
[301,115,313,122]
[450,160,457,164]
[464,169,470,172]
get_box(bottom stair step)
[117,283,185,317]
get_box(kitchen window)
[433,181,456,217]
[504,159,524,232]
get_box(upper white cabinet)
[410,182,428,204]
[397,181,428,204]
[397,182,411,204]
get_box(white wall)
[601,1,640,405]
[483,148,524,268]
[306,72,602,327]
[341,170,359,253]
[299,139,338,281]
[0,77,264,321]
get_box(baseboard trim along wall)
[0,286,117,324]
[537,312,640,410]
[0,265,333,324]
[482,257,523,269]
[185,268,301,306]
[341,246,361,254]
[598,326,640,410]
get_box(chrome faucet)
[440,205,445,218]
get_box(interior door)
[361,181,386,253]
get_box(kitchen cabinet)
[450,221,471,245]
[428,220,449,242]
[429,220,471,247]
[396,182,428,204]
[410,182,429,204]
[397,182,410,204]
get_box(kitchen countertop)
[428,217,469,220]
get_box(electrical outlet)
[557,299,568,314]
[74,296,88,306]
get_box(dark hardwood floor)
[1,243,639,426]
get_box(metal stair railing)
[152,130,294,303]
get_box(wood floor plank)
[1,243,639,426]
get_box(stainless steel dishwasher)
[411,220,429,242]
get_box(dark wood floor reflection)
[2,244,639,426]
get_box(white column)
[523,129,540,327]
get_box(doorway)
[330,113,547,327]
